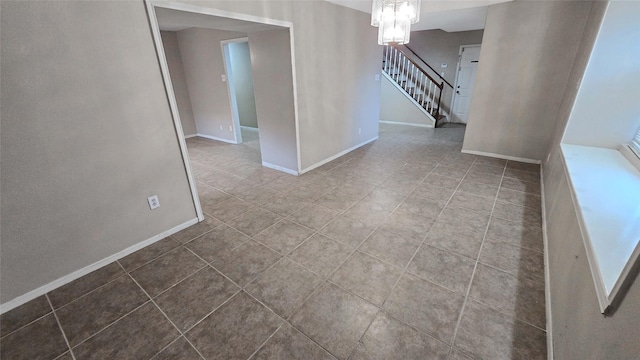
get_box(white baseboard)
[262,161,299,176]
[540,165,554,360]
[461,149,541,164]
[379,120,434,128]
[240,126,259,132]
[184,134,197,139]
[196,133,238,144]
[0,217,199,314]
[299,136,378,174]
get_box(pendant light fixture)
[371,0,421,45]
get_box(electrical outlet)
[147,195,160,210]
[229,126,233,131]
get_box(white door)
[452,45,481,124]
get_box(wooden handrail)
[402,44,454,89]
[388,45,444,91]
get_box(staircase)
[382,45,447,127]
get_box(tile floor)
[0,124,547,360]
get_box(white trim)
[145,0,204,221]
[620,143,640,172]
[184,134,198,139]
[539,165,554,360]
[240,126,259,132]
[262,161,299,176]
[221,37,249,145]
[0,217,198,314]
[299,136,379,174]
[381,72,436,126]
[196,133,238,144]
[289,27,302,175]
[379,120,433,128]
[461,149,541,164]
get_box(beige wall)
[248,29,298,172]
[379,75,434,127]
[0,1,197,303]
[177,27,246,141]
[228,42,258,129]
[292,1,382,171]
[462,1,592,161]
[543,2,640,358]
[160,31,197,136]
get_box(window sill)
[560,143,640,313]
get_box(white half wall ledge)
[300,136,379,175]
[379,120,434,128]
[196,133,238,144]
[184,134,198,139]
[0,217,199,314]
[461,149,542,164]
[262,161,299,176]
[539,165,555,360]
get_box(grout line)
[245,324,284,360]
[0,310,53,340]
[45,294,77,360]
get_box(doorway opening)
[451,44,481,124]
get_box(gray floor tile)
[289,234,352,278]
[251,323,337,360]
[119,237,181,272]
[72,302,178,360]
[504,168,540,184]
[396,195,445,218]
[474,156,507,168]
[411,183,456,203]
[454,299,547,360]
[315,190,362,212]
[331,251,402,305]
[463,171,502,186]
[497,187,542,209]
[378,209,435,242]
[205,197,253,222]
[439,207,490,232]
[500,177,541,195]
[290,283,378,360]
[289,203,339,230]
[0,295,51,337]
[383,273,464,344]
[186,292,282,360]
[151,337,203,360]
[212,241,282,287]
[447,349,473,360]
[0,314,68,360]
[130,247,206,297]
[506,160,540,174]
[424,221,484,260]
[468,264,546,329]
[259,193,311,216]
[342,201,392,228]
[479,241,545,283]
[170,216,222,244]
[432,164,469,179]
[492,201,542,227]
[185,225,250,263]
[448,192,495,213]
[226,207,282,237]
[361,188,406,211]
[155,267,240,331]
[485,217,544,252]
[423,173,461,190]
[407,245,475,293]
[319,215,377,249]
[359,229,422,268]
[351,312,449,360]
[56,275,147,346]
[47,262,125,308]
[246,258,323,318]
[469,163,504,177]
[457,179,499,199]
[253,219,314,255]
[378,176,422,196]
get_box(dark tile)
[500,177,541,195]
[457,179,499,199]
[468,264,546,329]
[170,216,222,243]
[48,262,125,308]
[253,219,314,255]
[290,283,378,359]
[497,187,541,210]
[186,292,282,360]
[407,245,475,293]
[447,349,473,360]
[331,251,402,305]
[289,234,352,277]
[378,209,435,242]
[424,221,484,259]
[72,302,178,360]
[492,201,541,227]
[54,352,74,360]
[0,296,51,337]
[383,274,464,344]
[151,337,202,360]
[319,215,377,249]
[245,258,323,318]
[359,229,422,268]
[251,323,336,360]
[288,203,339,230]
[455,299,547,360]
[56,275,147,346]
[119,237,181,272]
[226,207,282,237]
[506,160,540,174]
[315,190,362,212]
[504,168,540,184]
[448,192,495,213]
[212,241,281,287]
[474,156,507,168]
[351,312,449,360]
[155,267,240,331]
[185,225,250,263]
[205,197,253,222]
[130,247,206,297]
[479,241,545,283]
[0,314,68,360]
[485,217,544,253]
[469,163,504,177]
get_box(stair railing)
[382,45,445,126]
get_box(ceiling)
[155,7,284,33]
[325,0,513,32]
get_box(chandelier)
[371,0,421,45]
